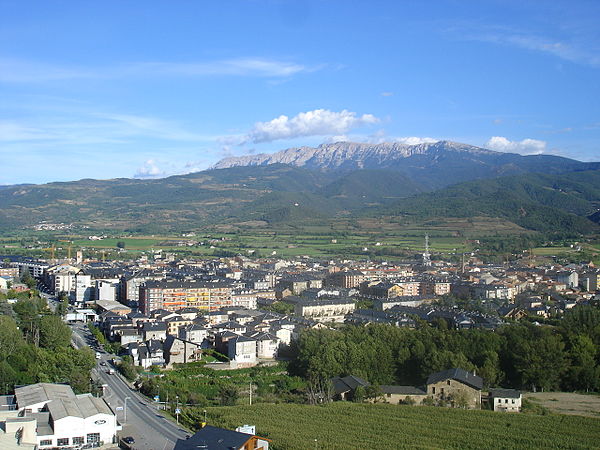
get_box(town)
[0,239,598,448]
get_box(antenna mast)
[423,234,432,267]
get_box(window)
[497,399,501,403]
[447,380,451,385]
[505,399,509,403]
[511,399,515,404]
[40,440,52,446]
[432,387,435,394]
[73,437,84,445]
[57,438,69,446]
[387,393,391,398]
[87,433,100,443]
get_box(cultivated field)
[525,392,600,418]
[181,402,600,449]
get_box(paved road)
[70,324,189,450]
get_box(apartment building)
[139,280,233,314]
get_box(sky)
[1,0,599,185]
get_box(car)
[122,436,135,444]
[100,361,106,366]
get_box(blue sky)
[1,0,599,184]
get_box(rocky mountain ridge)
[212,141,498,170]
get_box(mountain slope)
[372,170,600,235]
[0,165,330,232]
[212,141,599,189]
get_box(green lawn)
[181,402,600,449]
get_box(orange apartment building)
[139,280,233,314]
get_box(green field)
[181,403,600,449]
[0,216,537,261]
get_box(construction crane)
[43,245,56,259]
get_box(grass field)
[180,403,600,449]
[525,392,600,418]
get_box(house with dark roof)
[173,425,270,450]
[426,368,483,409]
[330,375,370,400]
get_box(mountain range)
[0,141,598,236]
[213,141,599,189]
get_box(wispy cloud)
[0,57,316,83]
[475,32,600,67]
[0,113,215,146]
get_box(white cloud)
[366,129,438,145]
[485,136,547,154]
[0,57,314,83]
[244,109,379,144]
[380,91,394,97]
[392,136,439,145]
[134,159,166,179]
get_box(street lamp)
[203,409,207,425]
[175,395,180,425]
[124,397,131,423]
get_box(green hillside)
[0,164,599,237]
[374,170,600,235]
[181,403,600,449]
[319,169,424,202]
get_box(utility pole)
[249,381,252,406]
[124,397,131,423]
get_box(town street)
[70,323,189,449]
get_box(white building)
[490,388,522,412]
[11,383,119,448]
[179,324,210,346]
[96,279,119,301]
[294,299,356,323]
[252,332,279,359]
[75,274,93,304]
[228,335,257,367]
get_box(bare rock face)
[212,141,495,171]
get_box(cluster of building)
[100,306,322,369]
[1,252,599,370]
[332,367,522,412]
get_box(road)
[69,323,189,449]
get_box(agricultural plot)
[181,402,600,449]
[525,392,600,418]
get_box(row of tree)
[288,305,600,393]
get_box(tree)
[20,268,36,289]
[500,324,568,391]
[118,355,140,381]
[116,241,126,249]
[218,384,239,406]
[0,315,23,358]
[565,334,599,392]
[39,316,72,350]
[351,385,366,403]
